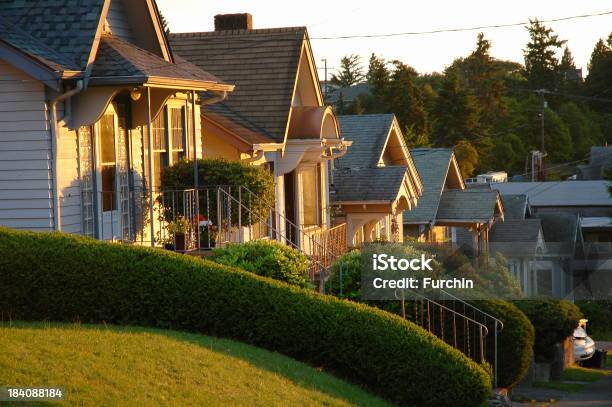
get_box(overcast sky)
[157,0,612,78]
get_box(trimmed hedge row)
[514,299,583,362]
[0,228,491,407]
[472,300,535,388]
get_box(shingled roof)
[436,189,501,223]
[335,114,395,168]
[501,194,530,220]
[0,0,105,71]
[169,28,307,143]
[331,166,408,203]
[490,219,544,257]
[537,213,582,256]
[89,34,228,89]
[403,148,455,224]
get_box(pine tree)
[330,55,365,87]
[523,19,566,90]
[585,34,612,102]
[366,53,390,105]
[431,74,483,147]
[386,61,429,142]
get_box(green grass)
[606,357,612,369]
[533,381,586,393]
[0,322,392,407]
[560,366,610,382]
[592,330,612,341]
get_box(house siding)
[56,110,82,234]
[0,60,53,231]
[106,0,136,42]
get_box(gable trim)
[0,40,62,90]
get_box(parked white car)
[573,319,596,362]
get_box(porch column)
[146,87,155,247]
[192,90,199,187]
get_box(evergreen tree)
[330,55,365,87]
[585,34,612,102]
[159,11,171,35]
[454,140,479,178]
[366,53,390,108]
[431,74,484,147]
[386,61,429,142]
[523,19,566,90]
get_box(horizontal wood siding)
[0,61,53,231]
[107,0,135,42]
[57,122,82,234]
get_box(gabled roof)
[0,0,105,71]
[89,34,230,90]
[0,14,79,72]
[537,213,581,256]
[331,166,408,203]
[492,181,612,207]
[435,189,503,223]
[169,27,307,143]
[490,219,544,257]
[501,194,530,220]
[335,114,395,168]
[403,148,460,224]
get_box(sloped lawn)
[0,323,391,407]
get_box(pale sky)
[157,0,612,78]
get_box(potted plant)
[168,216,190,252]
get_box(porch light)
[130,87,142,101]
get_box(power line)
[310,10,612,40]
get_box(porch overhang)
[87,75,234,92]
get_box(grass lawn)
[607,357,612,369]
[560,366,610,382]
[0,322,391,407]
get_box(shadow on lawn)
[1,321,389,407]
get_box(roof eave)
[87,75,234,92]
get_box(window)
[170,107,186,164]
[302,165,322,227]
[152,106,187,188]
[152,110,167,188]
[99,114,116,211]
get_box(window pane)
[100,114,115,164]
[302,167,318,226]
[171,107,185,150]
[153,111,166,150]
[102,165,116,211]
[153,152,167,188]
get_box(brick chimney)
[214,13,253,31]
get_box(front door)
[94,103,131,240]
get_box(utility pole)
[537,89,548,181]
[321,58,328,99]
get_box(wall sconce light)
[130,87,142,101]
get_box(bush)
[160,158,275,225]
[575,300,612,338]
[472,300,535,388]
[514,299,583,362]
[0,228,491,407]
[328,245,534,388]
[211,240,311,288]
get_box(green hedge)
[575,300,612,338]
[472,300,535,388]
[514,299,583,362]
[211,240,311,288]
[0,228,490,407]
[328,247,534,389]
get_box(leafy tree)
[523,19,566,90]
[557,102,594,159]
[330,54,365,87]
[454,140,479,178]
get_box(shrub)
[0,228,491,407]
[160,158,275,225]
[472,300,535,388]
[211,240,311,288]
[514,299,583,362]
[575,300,612,338]
[328,245,534,388]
